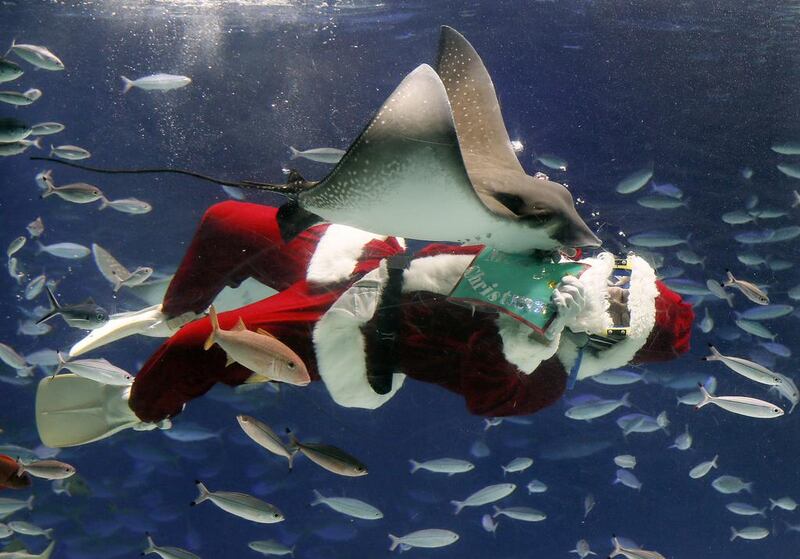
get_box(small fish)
[17,319,51,337]
[770,496,798,511]
[481,513,499,534]
[669,425,692,450]
[91,244,152,292]
[565,393,631,421]
[42,181,104,204]
[0,90,36,106]
[689,455,718,479]
[7,521,52,539]
[736,252,766,267]
[533,153,567,171]
[614,455,636,469]
[570,539,597,558]
[699,307,713,333]
[583,493,595,518]
[772,141,800,155]
[722,210,756,225]
[501,457,533,475]
[23,88,42,101]
[29,122,64,136]
[777,163,800,179]
[9,40,64,70]
[613,469,642,491]
[191,480,284,523]
[289,146,346,164]
[0,495,34,516]
[726,502,766,517]
[628,232,688,248]
[0,58,23,83]
[18,459,75,480]
[483,417,503,430]
[650,181,683,199]
[636,195,687,210]
[735,319,776,340]
[36,287,108,329]
[6,236,25,258]
[0,342,31,373]
[388,529,459,552]
[770,225,800,242]
[723,271,769,305]
[739,305,793,321]
[526,480,548,494]
[287,432,367,477]
[676,249,705,268]
[703,344,782,386]
[205,306,309,385]
[99,197,152,214]
[766,257,793,271]
[36,241,90,259]
[491,505,546,522]
[0,138,40,156]
[55,352,132,385]
[142,534,200,559]
[409,458,474,475]
[770,373,799,413]
[25,217,44,239]
[0,117,30,142]
[236,415,295,470]
[705,279,734,306]
[34,170,54,191]
[122,73,192,93]
[590,370,643,386]
[750,207,787,219]
[49,144,90,160]
[6,257,24,285]
[310,489,383,520]
[697,383,783,419]
[248,540,294,557]
[23,274,46,300]
[451,483,516,514]
[610,536,665,559]
[734,229,776,244]
[759,342,792,358]
[220,185,246,200]
[616,167,653,194]
[729,526,769,541]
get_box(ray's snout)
[555,216,602,249]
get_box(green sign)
[449,248,588,342]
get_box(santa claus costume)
[36,201,694,447]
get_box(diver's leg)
[162,201,329,317]
[130,280,342,423]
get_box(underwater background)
[2,1,800,558]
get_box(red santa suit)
[122,200,694,424]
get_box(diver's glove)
[69,304,200,357]
[545,275,585,341]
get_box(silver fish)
[36,241,90,259]
[55,352,133,385]
[42,182,104,204]
[533,153,568,171]
[408,458,474,475]
[7,521,53,539]
[0,58,23,83]
[288,433,367,477]
[29,122,64,136]
[689,455,718,479]
[6,236,25,258]
[18,459,75,480]
[143,534,200,559]
[7,257,24,284]
[492,505,546,522]
[610,537,665,559]
[99,197,152,214]
[616,167,653,194]
[777,163,800,179]
[722,210,756,225]
[310,489,383,520]
[0,117,30,142]
[24,274,46,300]
[697,384,783,419]
[289,146,345,164]
[726,502,765,517]
[49,144,90,160]
[636,195,687,210]
[0,138,40,156]
[613,469,642,490]
[501,457,533,475]
[191,481,284,524]
[0,342,30,372]
[565,393,631,420]
[771,141,800,155]
[730,526,769,541]
[236,415,295,469]
[739,304,793,321]
[388,529,459,551]
[723,271,768,305]
[122,73,191,93]
[628,232,688,248]
[735,319,776,340]
[248,540,294,557]
[451,483,515,514]
[9,40,64,71]
[0,90,36,106]
[703,344,782,386]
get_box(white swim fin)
[35,374,154,447]
[69,304,198,357]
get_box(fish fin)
[37,541,55,559]
[703,344,721,361]
[41,179,54,198]
[192,480,210,505]
[289,146,300,159]
[55,351,68,375]
[233,317,247,331]
[49,144,55,157]
[144,534,156,554]
[98,197,109,210]
[203,306,219,351]
[491,505,501,518]
[730,527,738,542]
[451,500,464,515]
[770,499,777,510]
[388,534,401,552]
[620,392,631,408]
[610,537,622,558]
[26,495,34,510]
[724,270,735,286]
[310,489,324,506]
[256,328,277,339]
[31,137,42,150]
[121,76,133,94]
[408,459,420,474]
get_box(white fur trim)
[313,265,406,409]
[307,224,405,285]
[402,254,473,295]
[558,253,659,380]
[567,253,615,335]
[496,314,561,374]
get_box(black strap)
[367,254,413,395]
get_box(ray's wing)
[435,26,524,176]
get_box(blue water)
[1,1,800,558]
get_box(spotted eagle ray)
[32,27,600,253]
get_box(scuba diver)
[36,199,693,448]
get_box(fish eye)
[287,361,295,370]
[273,513,280,518]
